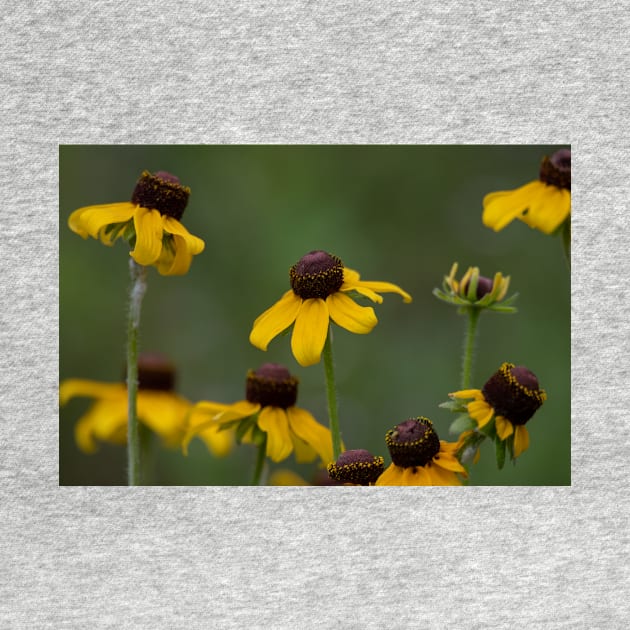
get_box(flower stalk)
[461,307,480,390]
[322,326,343,460]
[127,259,148,485]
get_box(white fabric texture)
[2,1,629,627]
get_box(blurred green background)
[59,145,570,486]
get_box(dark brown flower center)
[539,149,571,191]
[124,352,176,391]
[245,363,298,409]
[327,449,385,485]
[482,363,546,426]
[131,170,190,220]
[289,250,345,299]
[385,417,441,468]
[461,275,494,300]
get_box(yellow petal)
[68,203,136,239]
[162,216,205,254]
[287,406,334,465]
[136,391,190,445]
[326,292,378,335]
[257,407,293,462]
[249,291,302,351]
[425,463,462,485]
[467,400,494,427]
[156,235,193,276]
[449,388,483,400]
[401,465,432,485]
[269,470,310,486]
[513,425,530,457]
[521,186,570,234]
[495,415,514,440]
[60,379,125,406]
[375,463,404,486]
[433,447,466,473]
[342,267,412,303]
[131,207,164,265]
[482,181,541,231]
[197,424,234,458]
[290,298,329,367]
[74,397,128,453]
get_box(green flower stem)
[561,220,571,270]
[461,307,480,390]
[251,434,268,486]
[323,326,343,460]
[127,259,147,486]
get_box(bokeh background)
[59,145,570,486]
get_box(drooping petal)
[74,397,128,453]
[162,216,205,254]
[290,298,329,367]
[136,391,191,446]
[513,425,530,458]
[495,415,514,440]
[289,434,318,464]
[521,186,571,234]
[131,207,164,265]
[326,292,378,335]
[249,290,302,351]
[482,181,542,231]
[69,203,136,239]
[257,406,293,462]
[467,400,494,427]
[156,235,193,276]
[197,424,234,458]
[287,406,334,465]
[60,379,126,406]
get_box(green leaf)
[438,399,464,412]
[449,414,475,435]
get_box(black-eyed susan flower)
[183,363,334,465]
[327,449,385,486]
[450,362,546,459]
[60,353,232,456]
[375,417,466,486]
[68,170,205,275]
[482,148,571,235]
[433,262,517,313]
[249,250,412,367]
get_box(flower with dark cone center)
[461,275,494,300]
[245,363,298,409]
[539,149,571,191]
[482,362,546,426]
[289,250,345,300]
[131,170,191,220]
[385,417,441,468]
[123,352,176,391]
[327,449,385,485]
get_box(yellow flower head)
[434,262,516,312]
[183,363,334,465]
[68,170,205,275]
[450,362,547,459]
[60,353,232,456]
[249,250,412,367]
[482,149,571,235]
[375,417,466,486]
[327,449,385,486]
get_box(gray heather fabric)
[2,1,628,628]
